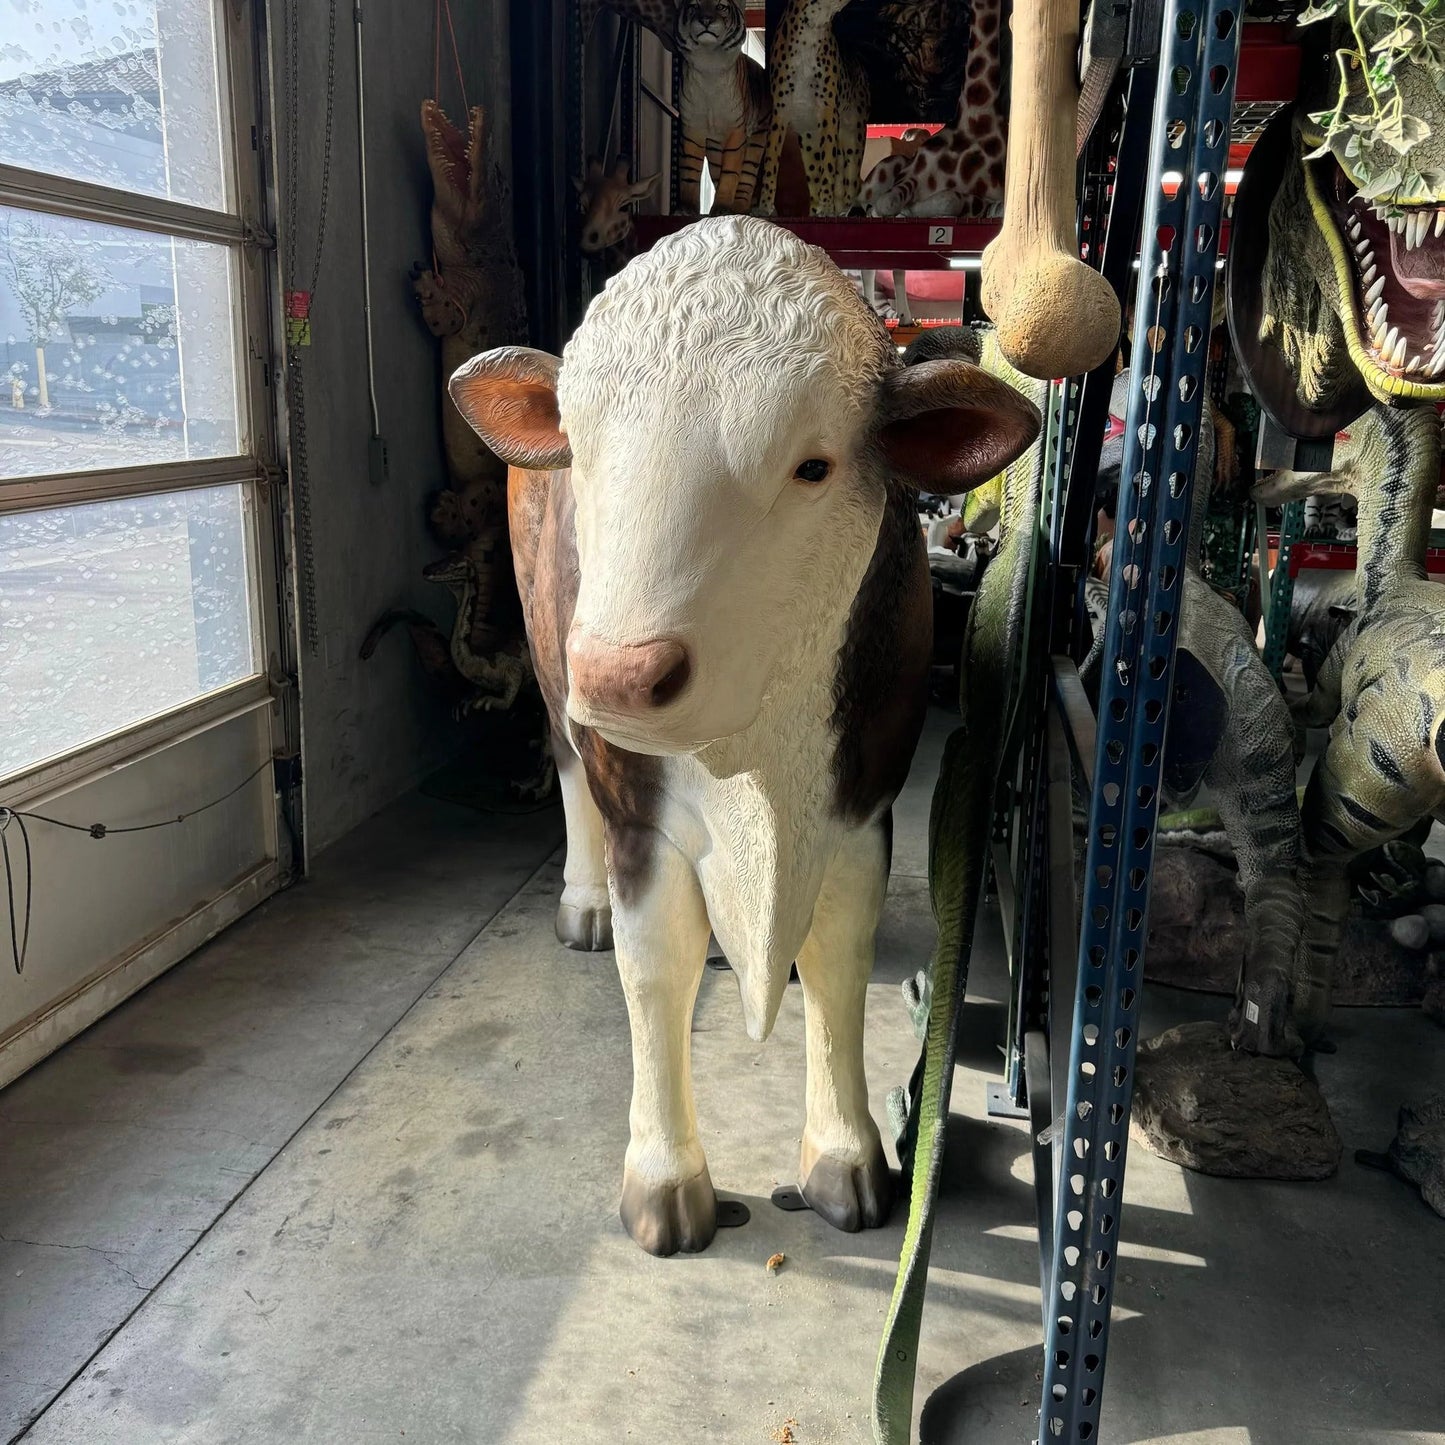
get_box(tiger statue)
[675,0,772,214]
[875,0,969,115]
[1256,403,1445,1043]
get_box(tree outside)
[0,214,109,410]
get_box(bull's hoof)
[556,896,613,952]
[620,1165,718,1255]
[799,1139,894,1233]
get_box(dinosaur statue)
[382,101,534,719]
[1255,401,1445,1043]
[1092,377,1306,1057]
[1247,9,1445,412]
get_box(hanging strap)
[873,346,1052,1444]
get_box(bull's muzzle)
[566,628,693,717]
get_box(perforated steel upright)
[1035,0,1241,1439]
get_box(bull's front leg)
[555,745,612,951]
[795,822,893,1231]
[612,827,718,1256]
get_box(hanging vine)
[1299,0,1445,202]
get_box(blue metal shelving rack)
[1003,0,1243,1439]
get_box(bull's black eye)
[794,458,831,483]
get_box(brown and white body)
[757,0,870,217]
[450,218,1038,1255]
[676,0,772,214]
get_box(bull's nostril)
[650,652,691,708]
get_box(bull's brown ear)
[876,359,1040,492]
[448,347,572,470]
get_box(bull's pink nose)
[566,629,692,713]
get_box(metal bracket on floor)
[986,1081,1031,1120]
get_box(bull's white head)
[451,217,1037,755]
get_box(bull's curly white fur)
[559,216,895,432]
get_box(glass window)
[0,204,242,478]
[0,482,259,777]
[0,0,232,211]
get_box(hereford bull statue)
[449,216,1039,1256]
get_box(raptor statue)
[1256,402,1445,1044]
[1093,377,1306,1059]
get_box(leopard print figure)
[757,0,869,217]
[676,0,772,214]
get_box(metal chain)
[308,0,339,300]
[278,0,339,655]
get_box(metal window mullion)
[1038,2,1241,1441]
[0,456,264,515]
[0,164,248,247]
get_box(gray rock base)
[1360,1095,1445,1218]
[1145,845,1433,1005]
[1131,1022,1342,1180]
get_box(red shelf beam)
[1288,541,1445,578]
[632,214,1000,268]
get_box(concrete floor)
[3,713,1443,1444]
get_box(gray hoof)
[556,901,613,952]
[620,1166,718,1256]
[800,1144,894,1233]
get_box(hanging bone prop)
[981,0,1119,379]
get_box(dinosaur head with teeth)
[1259,13,1445,408]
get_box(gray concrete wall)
[278,0,514,855]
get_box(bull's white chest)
[657,668,852,1035]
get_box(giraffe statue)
[579,0,681,50]
[855,0,1008,218]
[757,0,870,216]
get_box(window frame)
[0,0,292,804]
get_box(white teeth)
[1409,354,1424,372]
[1363,263,1378,284]
[1349,217,1362,239]
[1432,349,1445,376]
[1392,333,1408,367]
[1435,210,1445,238]
[1366,275,1386,304]
[1385,324,1400,355]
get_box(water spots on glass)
[0,205,241,477]
[0,0,230,210]
[0,484,258,776]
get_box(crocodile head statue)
[1263,9,1445,407]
